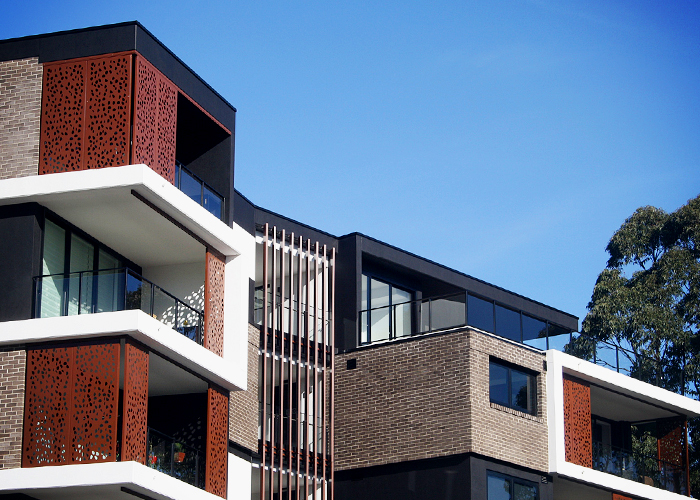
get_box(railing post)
[77,270,83,315]
[150,282,155,318]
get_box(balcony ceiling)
[590,384,680,422]
[44,187,206,267]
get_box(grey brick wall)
[0,58,42,180]
[229,323,260,453]
[0,347,26,470]
[335,328,548,472]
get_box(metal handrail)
[34,267,204,345]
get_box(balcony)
[34,268,203,345]
[147,426,205,489]
[358,291,570,347]
[175,161,224,221]
[592,441,687,496]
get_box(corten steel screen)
[40,54,133,175]
[563,374,592,468]
[23,342,120,466]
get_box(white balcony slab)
[546,349,700,499]
[0,310,244,392]
[0,164,249,267]
[0,461,222,500]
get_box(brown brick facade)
[0,347,26,470]
[229,323,260,453]
[335,328,548,472]
[0,58,42,180]
[468,331,548,471]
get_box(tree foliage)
[579,194,700,492]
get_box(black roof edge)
[236,188,577,323]
[342,230,579,322]
[235,189,339,241]
[0,21,236,113]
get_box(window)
[487,472,538,500]
[38,218,125,318]
[360,274,411,344]
[489,360,537,415]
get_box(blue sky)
[2,1,699,324]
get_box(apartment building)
[0,22,697,500]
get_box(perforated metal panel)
[40,54,133,175]
[121,341,149,464]
[23,342,120,467]
[204,250,225,357]
[40,61,85,174]
[206,386,229,498]
[23,348,72,466]
[133,56,177,183]
[84,55,132,169]
[70,343,120,463]
[563,374,592,467]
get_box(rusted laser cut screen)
[133,56,177,184]
[23,342,120,467]
[121,341,149,464]
[563,374,592,468]
[40,54,132,175]
[206,386,229,498]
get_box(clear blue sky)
[3,1,699,325]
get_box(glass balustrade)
[147,427,205,489]
[34,268,204,345]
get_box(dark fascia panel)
[349,232,579,331]
[0,21,236,131]
[247,198,340,250]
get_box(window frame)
[487,471,539,500]
[489,359,538,416]
[360,273,413,345]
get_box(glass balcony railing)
[358,291,568,346]
[592,441,687,496]
[34,268,204,345]
[175,161,224,220]
[147,427,205,489]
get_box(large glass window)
[487,471,538,500]
[489,360,537,415]
[360,274,411,344]
[38,218,124,318]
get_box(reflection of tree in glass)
[126,287,141,311]
[632,424,659,485]
[514,483,537,500]
[515,386,528,411]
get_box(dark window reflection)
[468,294,494,333]
[522,315,547,342]
[496,305,520,342]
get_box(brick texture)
[229,323,260,453]
[0,347,26,470]
[468,331,548,471]
[0,58,42,180]
[335,328,548,472]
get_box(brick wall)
[0,347,26,469]
[229,323,260,453]
[334,328,548,472]
[335,331,470,470]
[0,58,42,180]
[468,331,548,472]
